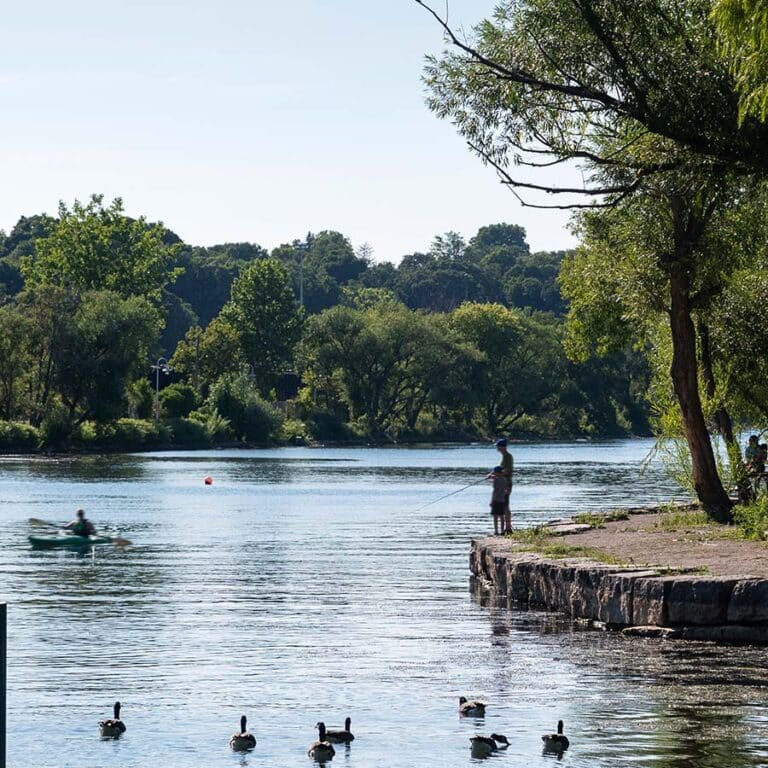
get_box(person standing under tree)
[495,439,513,533]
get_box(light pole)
[151,357,172,419]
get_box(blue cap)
[492,465,502,473]
[495,438,508,448]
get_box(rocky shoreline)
[471,507,768,644]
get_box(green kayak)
[28,534,115,550]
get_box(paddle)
[28,517,132,546]
[28,518,60,529]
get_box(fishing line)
[414,476,487,511]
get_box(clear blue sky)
[0,1,576,262]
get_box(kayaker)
[64,509,96,538]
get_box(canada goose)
[308,722,336,761]
[470,733,509,758]
[99,701,126,739]
[542,720,569,752]
[229,715,256,751]
[324,717,354,744]
[459,696,486,717]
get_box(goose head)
[113,702,121,720]
[240,715,248,734]
[317,722,327,741]
[344,717,351,731]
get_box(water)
[1,439,767,767]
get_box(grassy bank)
[499,501,768,577]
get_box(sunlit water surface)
[1,440,767,767]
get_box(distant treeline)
[0,195,650,450]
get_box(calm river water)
[2,440,768,767]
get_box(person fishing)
[495,438,514,534]
[487,465,507,535]
[63,509,96,538]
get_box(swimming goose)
[99,701,126,739]
[470,733,509,758]
[308,722,336,761]
[229,715,256,751]
[542,720,569,752]
[459,696,486,717]
[324,717,354,744]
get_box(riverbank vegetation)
[0,195,653,452]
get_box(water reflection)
[472,578,768,768]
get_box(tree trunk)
[669,273,733,522]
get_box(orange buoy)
[204,476,213,485]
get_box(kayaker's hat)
[76,509,85,517]
[495,438,508,448]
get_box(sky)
[0,1,577,263]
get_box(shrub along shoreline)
[0,417,650,454]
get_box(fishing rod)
[415,476,487,511]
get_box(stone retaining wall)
[470,540,768,643]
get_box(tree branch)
[415,0,629,112]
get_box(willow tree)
[418,0,761,518]
[712,0,768,123]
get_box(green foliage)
[0,189,667,445]
[126,379,154,420]
[450,302,563,435]
[78,419,171,450]
[654,509,711,530]
[422,0,768,190]
[21,195,181,300]
[710,260,768,425]
[299,401,352,442]
[279,418,310,444]
[171,318,244,395]
[504,252,565,314]
[187,408,234,443]
[209,373,283,443]
[164,240,267,347]
[165,418,210,448]
[733,497,768,540]
[159,382,199,418]
[39,402,75,450]
[300,299,474,437]
[273,231,368,313]
[222,259,303,396]
[52,290,162,422]
[0,215,54,297]
[51,417,227,451]
[0,304,32,420]
[713,0,768,123]
[0,422,40,452]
